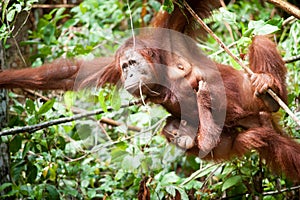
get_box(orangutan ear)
[167,56,193,79]
[177,56,192,76]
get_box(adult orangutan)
[0,0,299,181]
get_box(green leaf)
[62,185,78,197]
[27,164,38,183]
[14,4,22,12]
[248,20,279,35]
[77,123,92,140]
[22,142,32,159]
[37,18,49,30]
[240,166,252,176]
[64,91,74,109]
[229,56,242,70]
[1,1,8,21]
[161,172,180,185]
[87,189,96,198]
[221,175,242,191]
[149,0,161,11]
[111,148,128,163]
[98,90,108,112]
[10,135,22,154]
[11,161,26,182]
[46,184,60,200]
[57,135,66,149]
[12,105,24,114]
[63,19,79,29]
[25,99,36,114]
[122,154,142,171]
[0,183,12,192]
[20,184,33,196]
[37,98,55,115]
[115,169,126,181]
[54,8,66,19]
[79,3,88,14]
[219,8,237,25]
[7,9,16,22]
[43,23,56,45]
[166,185,176,197]
[162,0,174,13]
[175,187,189,200]
[110,88,121,110]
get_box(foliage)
[0,0,38,46]
[1,0,300,199]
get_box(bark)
[267,0,300,19]
[0,41,11,194]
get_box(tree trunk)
[0,10,33,194]
[0,42,11,194]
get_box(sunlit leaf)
[162,0,174,13]
[161,172,180,185]
[37,98,55,115]
[222,175,242,191]
[25,99,36,114]
[110,88,121,110]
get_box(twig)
[22,90,141,132]
[100,117,141,132]
[282,16,296,27]
[266,0,300,19]
[183,1,300,127]
[98,121,113,142]
[23,89,50,101]
[32,4,78,9]
[209,41,238,57]
[201,163,224,191]
[262,185,300,195]
[0,100,142,136]
[284,54,300,63]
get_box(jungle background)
[0,0,300,199]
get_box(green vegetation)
[1,0,299,199]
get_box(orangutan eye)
[177,64,184,70]
[122,63,129,71]
[128,60,136,65]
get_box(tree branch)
[266,0,300,19]
[0,100,141,136]
[284,54,300,63]
[32,4,78,9]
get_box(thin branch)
[32,4,78,9]
[282,16,297,26]
[262,185,300,195]
[183,1,300,127]
[23,89,50,101]
[9,13,30,67]
[0,100,142,136]
[225,184,300,199]
[284,54,300,63]
[266,0,300,19]
[209,41,238,57]
[100,117,141,132]
[98,121,113,142]
[22,90,141,132]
